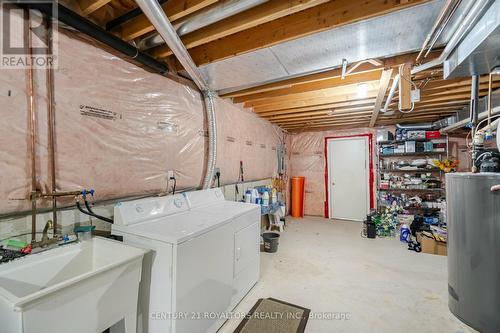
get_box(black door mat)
[233,298,310,333]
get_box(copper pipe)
[487,72,493,128]
[40,191,83,198]
[45,18,57,234]
[25,9,37,243]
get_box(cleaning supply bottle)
[262,190,270,206]
[244,190,252,203]
[400,224,410,243]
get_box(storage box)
[395,144,405,153]
[405,141,416,153]
[424,141,434,152]
[426,131,442,139]
[417,232,447,256]
[376,129,394,142]
[381,146,394,155]
[407,130,426,140]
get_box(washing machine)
[112,191,260,333]
[184,188,261,308]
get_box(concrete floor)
[219,217,476,333]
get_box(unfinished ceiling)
[71,0,493,131]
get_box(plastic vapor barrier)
[0,8,283,215]
[289,128,379,216]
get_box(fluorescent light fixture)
[357,83,369,97]
[341,58,348,79]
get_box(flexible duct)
[138,0,268,50]
[135,0,217,189]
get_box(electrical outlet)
[167,170,175,179]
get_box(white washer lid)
[185,188,225,208]
[112,211,228,244]
[191,201,260,221]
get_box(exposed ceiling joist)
[187,0,431,66]
[369,69,394,127]
[151,0,331,59]
[233,70,383,103]
[80,0,112,15]
[113,0,217,41]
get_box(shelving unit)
[376,136,449,221]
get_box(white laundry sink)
[0,237,147,333]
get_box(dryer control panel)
[114,193,189,226]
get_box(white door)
[327,137,369,221]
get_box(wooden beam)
[369,69,393,127]
[222,51,440,99]
[257,101,376,116]
[151,0,331,59]
[251,93,378,113]
[254,96,377,113]
[80,0,112,16]
[233,70,383,103]
[187,0,430,66]
[399,63,412,110]
[264,107,374,120]
[114,0,217,41]
[245,82,380,109]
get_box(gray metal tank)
[447,173,500,333]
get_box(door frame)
[324,134,374,219]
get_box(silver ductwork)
[412,0,493,74]
[138,0,268,51]
[444,0,500,78]
[135,0,217,189]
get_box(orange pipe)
[291,176,305,218]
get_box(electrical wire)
[171,177,177,194]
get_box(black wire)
[171,177,177,195]
[83,199,114,223]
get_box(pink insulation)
[0,17,283,215]
[289,128,380,217]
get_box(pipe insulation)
[18,2,168,75]
[134,0,218,189]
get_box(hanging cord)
[170,176,177,195]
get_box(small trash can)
[262,232,280,253]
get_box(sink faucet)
[40,220,54,247]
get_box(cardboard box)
[417,232,447,256]
[426,131,442,139]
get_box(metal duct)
[444,0,500,78]
[134,0,217,189]
[395,123,435,130]
[138,0,268,51]
[412,0,493,74]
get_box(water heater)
[446,173,500,333]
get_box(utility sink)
[0,237,147,333]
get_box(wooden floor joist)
[187,0,431,66]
